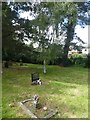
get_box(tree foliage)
[2,1,89,68]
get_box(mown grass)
[2,64,88,118]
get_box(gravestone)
[4,61,9,68]
[31,72,42,85]
[20,59,23,66]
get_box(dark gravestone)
[4,61,9,68]
[9,60,13,66]
[31,73,42,85]
[31,72,39,82]
[20,59,23,66]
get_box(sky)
[75,25,88,46]
[20,12,88,47]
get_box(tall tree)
[2,2,17,60]
[3,1,89,66]
[2,2,34,61]
[47,2,89,66]
[32,5,52,73]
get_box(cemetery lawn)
[2,64,88,118]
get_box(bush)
[69,54,90,68]
[62,58,73,67]
[83,54,90,68]
[70,54,84,65]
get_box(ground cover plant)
[2,64,88,118]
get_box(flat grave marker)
[18,95,58,118]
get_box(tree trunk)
[43,59,46,74]
[63,22,75,66]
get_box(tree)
[47,2,89,66]
[2,2,18,61]
[2,2,34,61]
[2,1,89,68]
[63,2,89,66]
[32,8,52,73]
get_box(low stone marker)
[19,102,37,118]
[18,95,58,118]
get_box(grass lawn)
[2,64,88,118]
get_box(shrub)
[83,54,90,68]
[62,58,73,67]
[69,54,90,68]
[70,54,84,65]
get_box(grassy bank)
[2,64,88,118]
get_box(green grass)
[2,64,88,118]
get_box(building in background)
[68,46,90,58]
